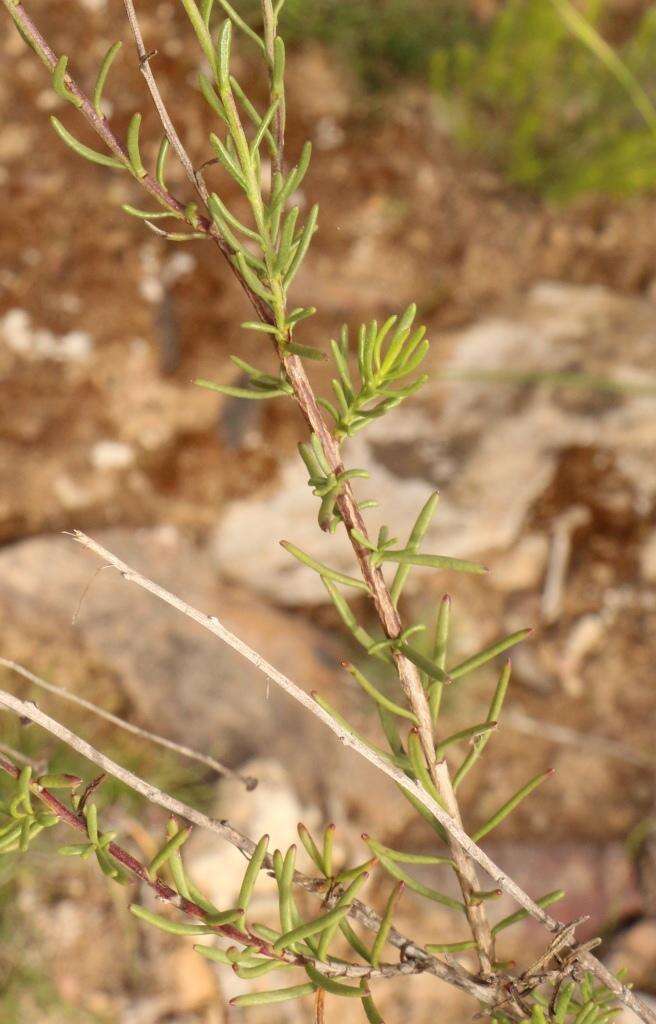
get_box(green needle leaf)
[148,824,191,878]
[321,579,381,655]
[314,870,370,960]
[434,721,498,760]
[407,728,442,804]
[155,136,170,188]
[361,981,385,1023]
[381,550,488,574]
[273,902,354,951]
[429,593,451,723]
[492,890,565,935]
[250,95,280,156]
[195,379,289,400]
[304,963,362,997]
[122,204,179,220]
[280,541,370,592]
[272,35,286,95]
[178,0,217,69]
[235,958,295,979]
[426,938,477,953]
[130,905,217,935]
[127,112,147,178]
[312,692,395,763]
[50,117,126,169]
[194,944,234,966]
[217,18,232,90]
[472,769,556,843]
[401,643,451,684]
[85,803,99,845]
[363,839,463,911]
[371,881,403,966]
[93,41,122,116]
[237,834,269,927]
[284,204,319,286]
[449,629,532,680]
[390,491,440,606]
[209,192,260,242]
[37,773,81,790]
[230,983,316,1007]
[53,55,82,108]
[364,836,452,867]
[285,342,326,361]
[199,73,227,122]
[340,920,373,963]
[343,661,417,722]
[322,823,335,877]
[278,844,297,939]
[453,660,512,790]
[235,252,275,303]
[297,823,324,873]
[57,842,92,857]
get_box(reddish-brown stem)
[0,752,495,992]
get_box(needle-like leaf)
[93,41,122,116]
[50,117,126,169]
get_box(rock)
[1,308,92,362]
[606,919,656,991]
[187,757,320,910]
[0,529,409,831]
[167,945,218,1012]
[640,529,656,582]
[489,533,549,592]
[212,283,656,605]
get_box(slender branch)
[1,0,493,979]
[261,0,285,178]
[67,531,656,1024]
[278,301,494,967]
[0,657,256,789]
[0,691,495,1003]
[121,0,212,207]
[0,13,491,964]
[0,752,404,982]
[2,4,653,1018]
[114,0,492,962]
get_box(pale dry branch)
[1,0,493,973]
[121,0,211,205]
[68,531,656,1024]
[0,657,256,789]
[1,2,653,1017]
[0,688,495,1003]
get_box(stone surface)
[212,283,656,606]
[0,528,408,832]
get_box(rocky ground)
[2,2,656,1022]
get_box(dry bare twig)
[0,657,256,789]
[0,688,495,1003]
[68,531,654,1024]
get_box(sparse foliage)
[0,2,652,1023]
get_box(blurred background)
[2,0,656,1021]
